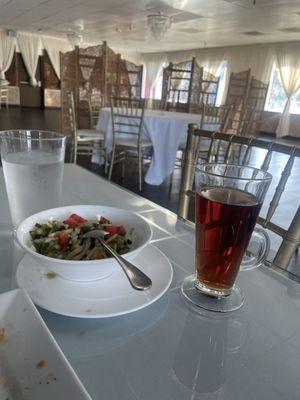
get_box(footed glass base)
[181,275,244,313]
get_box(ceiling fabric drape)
[275,44,300,137]
[0,30,16,82]
[41,36,71,79]
[18,33,42,86]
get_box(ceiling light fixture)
[147,12,172,40]
[66,32,83,48]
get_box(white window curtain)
[18,33,42,86]
[226,45,274,84]
[195,48,226,77]
[142,54,168,97]
[0,30,16,82]
[275,45,300,137]
[41,36,71,79]
[223,45,275,105]
[142,48,226,102]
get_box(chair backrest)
[110,97,145,145]
[66,92,80,160]
[201,104,233,132]
[88,95,103,129]
[145,98,167,111]
[67,91,76,134]
[0,87,8,102]
[239,106,255,136]
[178,125,300,271]
[0,87,8,95]
[166,89,189,113]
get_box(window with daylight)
[266,64,300,114]
[215,60,228,106]
[151,67,164,99]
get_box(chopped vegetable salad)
[30,214,132,260]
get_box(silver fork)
[81,230,152,291]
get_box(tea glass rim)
[196,163,273,183]
[0,130,66,142]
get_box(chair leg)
[121,152,126,180]
[104,150,108,175]
[273,207,300,270]
[73,141,78,164]
[108,147,116,181]
[168,170,174,197]
[138,150,142,192]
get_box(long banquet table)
[1,164,300,400]
[96,108,218,186]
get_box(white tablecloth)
[96,107,217,186]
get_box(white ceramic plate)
[16,245,173,318]
[0,289,91,400]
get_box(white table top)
[1,164,300,400]
[101,107,204,121]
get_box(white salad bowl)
[16,205,152,282]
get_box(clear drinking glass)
[1,130,66,229]
[181,163,272,312]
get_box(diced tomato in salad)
[116,225,126,236]
[105,225,117,235]
[92,250,104,260]
[64,213,87,228]
[63,214,126,237]
[105,224,126,237]
[57,231,70,250]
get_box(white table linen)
[96,108,217,185]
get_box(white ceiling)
[1,0,300,53]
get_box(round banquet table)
[96,108,219,185]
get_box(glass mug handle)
[240,227,270,271]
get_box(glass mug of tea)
[181,163,272,312]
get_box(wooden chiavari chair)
[239,106,256,136]
[0,86,9,109]
[178,104,232,157]
[68,92,106,165]
[178,125,300,272]
[108,97,152,191]
[201,104,232,131]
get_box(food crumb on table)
[47,372,57,381]
[0,328,6,344]
[45,272,57,280]
[36,360,46,369]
